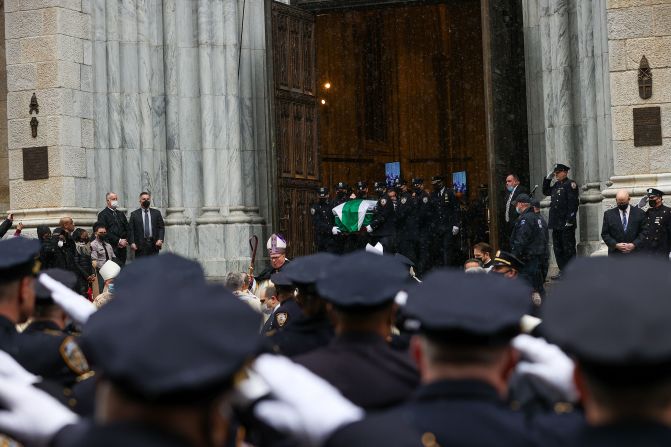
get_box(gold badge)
[422,197,429,204]
[275,312,288,328]
[59,337,90,375]
[310,207,315,215]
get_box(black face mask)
[142,200,151,208]
[617,203,628,211]
[649,199,658,208]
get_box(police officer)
[373,181,386,198]
[294,252,419,411]
[366,188,399,253]
[531,198,550,283]
[269,253,336,357]
[640,188,671,258]
[396,178,426,268]
[542,163,579,279]
[427,175,461,268]
[331,182,350,254]
[311,186,335,253]
[268,271,302,332]
[490,250,525,280]
[19,269,91,387]
[510,194,546,295]
[326,270,555,446]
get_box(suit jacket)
[504,185,528,226]
[97,207,129,249]
[601,205,646,255]
[128,208,165,245]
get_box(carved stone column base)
[7,207,99,228]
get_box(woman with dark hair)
[36,225,58,270]
[72,227,95,298]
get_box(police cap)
[647,188,664,197]
[35,268,77,304]
[411,178,424,186]
[282,252,338,286]
[553,163,570,172]
[373,181,386,190]
[491,250,524,271]
[513,193,531,205]
[404,269,529,344]
[530,198,541,208]
[0,237,41,284]
[394,253,415,268]
[82,254,262,404]
[356,181,368,190]
[542,257,671,385]
[393,178,406,187]
[431,175,444,184]
[316,251,409,308]
[336,182,349,190]
[114,253,206,298]
[318,187,328,197]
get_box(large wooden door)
[270,1,319,258]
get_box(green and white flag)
[333,199,377,233]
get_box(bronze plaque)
[633,107,662,147]
[22,146,49,181]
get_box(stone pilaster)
[5,1,97,227]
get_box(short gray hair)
[224,272,247,291]
[105,192,117,201]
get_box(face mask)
[142,200,151,208]
[108,283,115,293]
[649,199,657,208]
[57,240,64,248]
[617,203,628,211]
[507,186,514,192]
[516,207,523,215]
[110,200,119,209]
[97,234,106,240]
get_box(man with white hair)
[601,189,646,256]
[97,192,130,267]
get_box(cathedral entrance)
[268,0,528,257]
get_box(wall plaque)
[22,146,49,181]
[633,107,662,147]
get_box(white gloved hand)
[637,195,648,208]
[331,226,341,235]
[546,170,554,180]
[0,351,38,385]
[668,252,671,261]
[39,273,96,325]
[252,354,364,446]
[452,226,459,236]
[512,334,578,403]
[0,379,79,447]
[365,225,373,234]
[564,222,574,228]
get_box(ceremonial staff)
[248,235,258,290]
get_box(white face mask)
[110,200,119,209]
[57,240,64,248]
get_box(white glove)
[637,195,648,208]
[546,170,554,180]
[252,354,364,446]
[331,226,341,235]
[512,334,578,403]
[452,226,459,235]
[39,273,96,325]
[365,225,373,233]
[564,222,574,228]
[0,351,38,385]
[668,252,671,261]
[0,379,79,447]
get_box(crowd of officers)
[2,235,671,446]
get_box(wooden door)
[270,1,319,258]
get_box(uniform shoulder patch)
[380,198,387,206]
[571,182,577,189]
[401,197,407,204]
[310,207,315,215]
[275,312,288,328]
[422,196,429,204]
[520,219,526,225]
[59,337,90,376]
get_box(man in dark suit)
[129,192,165,258]
[601,189,646,256]
[503,174,528,248]
[97,192,130,266]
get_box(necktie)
[505,192,513,223]
[622,210,628,232]
[104,244,110,261]
[144,209,151,238]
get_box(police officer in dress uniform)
[531,198,550,283]
[294,251,420,411]
[19,268,91,387]
[331,182,351,254]
[490,250,525,280]
[268,253,336,357]
[510,194,546,295]
[640,188,671,259]
[267,271,302,333]
[326,270,558,447]
[542,164,579,279]
[311,187,335,253]
[396,178,423,268]
[542,256,671,445]
[366,188,399,253]
[427,175,461,269]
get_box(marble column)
[4,2,97,228]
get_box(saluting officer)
[509,194,546,295]
[640,188,671,258]
[367,188,399,253]
[311,186,335,253]
[531,198,550,283]
[427,175,461,268]
[542,163,579,279]
[396,178,427,269]
[331,182,350,254]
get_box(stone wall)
[606,0,671,199]
[0,5,8,211]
